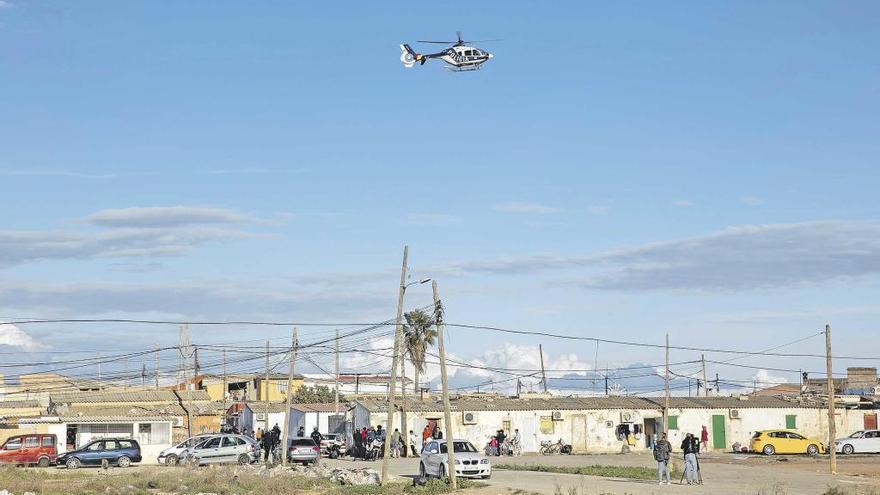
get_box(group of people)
[351,425,386,460]
[486,429,521,456]
[652,426,709,485]
[255,424,282,462]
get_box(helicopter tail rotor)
[400,44,424,68]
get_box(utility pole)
[702,354,708,397]
[355,374,360,400]
[141,362,147,388]
[282,328,297,466]
[334,329,340,416]
[539,344,548,393]
[264,339,271,434]
[825,324,837,474]
[605,372,609,396]
[381,245,408,484]
[154,343,160,390]
[222,350,228,403]
[185,325,194,437]
[663,333,670,434]
[715,373,720,395]
[193,346,200,379]
[96,352,101,388]
[433,280,457,489]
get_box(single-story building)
[351,395,876,454]
[289,403,346,436]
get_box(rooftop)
[50,390,212,404]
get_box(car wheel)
[37,457,50,468]
[165,454,178,466]
[238,454,250,465]
[807,444,819,456]
[117,456,132,468]
[439,463,447,481]
[419,462,427,478]
[842,444,855,455]
[66,457,81,470]
[763,444,776,456]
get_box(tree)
[403,308,438,394]
[290,385,342,403]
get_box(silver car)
[420,439,491,480]
[288,437,320,465]
[182,434,258,465]
[158,434,213,465]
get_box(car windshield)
[440,441,477,454]
[752,432,763,439]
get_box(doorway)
[571,415,587,453]
[712,415,726,449]
[644,418,658,448]
[865,413,878,430]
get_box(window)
[866,431,880,439]
[235,437,247,445]
[787,433,805,440]
[104,440,118,450]
[502,420,511,434]
[86,442,104,451]
[41,436,55,447]
[440,441,477,454]
[222,437,237,447]
[539,416,554,435]
[667,416,679,430]
[24,437,38,448]
[785,415,797,429]
[202,437,222,449]
[118,441,133,449]
[4,438,21,450]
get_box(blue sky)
[1,1,878,393]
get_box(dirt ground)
[325,452,880,495]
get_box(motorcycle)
[326,443,342,459]
[367,439,383,461]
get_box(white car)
[835,430,880,454]
[420,439,491,480]
[181,434,258,465]
[157,434,213,465]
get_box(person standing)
[352,426,362,459]
[681,432,700,485]
[700,426,709,453]
[653,432,672,485]
[391,429,401,458]
[311,427,324,448]
[261,429,272,463]
[422,423,432,444]
[409,430,418,456]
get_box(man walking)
[681,432,700,485]
[409,430,418,456]
[653,432,672,485]
[391,428,401,458]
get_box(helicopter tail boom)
[400,44,426,68]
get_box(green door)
[712,415,726,449]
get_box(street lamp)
[404,278,432,289]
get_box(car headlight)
[454,460,461,464]
[480,459,489,464]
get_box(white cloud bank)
[0,324,44,350]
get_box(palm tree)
[403,308,438,394]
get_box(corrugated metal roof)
[291,402,348,413]
[0,400,41,409]
[356,395,824,413]
[50,390,211,404]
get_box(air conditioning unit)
[462,412,477,425]
[255,412,266,421]
[551,411,563,421]
[172,417,184,427]
[620,411,634,423]
[729,409,740,419]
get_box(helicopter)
[400,32,498,72]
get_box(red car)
[0,434,57,467]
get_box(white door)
[424,441,441,475]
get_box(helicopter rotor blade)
[467,39,503,43]
[457,31,462,43]
[416,40,456,44]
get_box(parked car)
[420,439,491,480]
[157,434,213,465]
[181,434,257,465]
[57,438,142,469]
[288,437,320,465]
[320,434,345,455]
[835,430,880,454]
[750,430,825,455]
[0,434,57,467]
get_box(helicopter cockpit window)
[465,50,473,56]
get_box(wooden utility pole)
[222,350,228,403]
[185,326,194,437]
[825,324,837,474]
[381,245,408,484]
[282,328,298,466]
[154,343,160,390]
[539,344,548,393]
[264,339,271,433]
[663,333,670,434]
[433,280,457,489]
[334,329,340,415]
[702,354,708,397]
[400,341,408,451]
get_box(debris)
[147,481,158,489]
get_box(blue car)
[57,438,142,469]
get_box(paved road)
[323,453,880,495]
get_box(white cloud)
[492,202,563,214]
[741,196,765,206]
[437,220,880,291]
[0,324,44,350]
[673,200,696,208]
[0,1,13,8]
[83,206,262,228]
[752,369,788,389]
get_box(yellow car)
[750,430,826,455]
